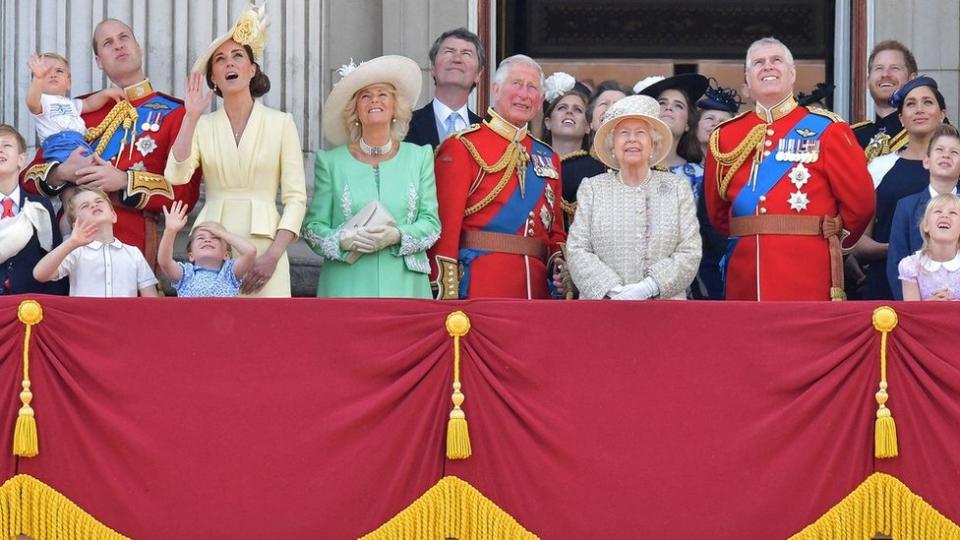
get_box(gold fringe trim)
[458,136,529,216]
[360,476,538,539]
[709,123,766,201]
[872,306,899,459]
[445,311,472,460]
[85,100,138,160]
[13,300,43,458]
[0,474,129,539]
[789,473,960,539]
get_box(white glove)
[610,277,659,301]
[356,225,401,251]
[340,228,377,253]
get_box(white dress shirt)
[57,238,158,297]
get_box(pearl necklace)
[359,137,393,156]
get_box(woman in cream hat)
[165,3,307,297]
[566,95,701,300]
[301,55,440,298]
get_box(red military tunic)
[705,96,875,300]
[22,79,201,263]
[429,109,567,299]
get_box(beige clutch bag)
[342,200,396,264]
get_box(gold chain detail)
[85,101,139,155]
[460,137,528,216]
[710,123,766,200]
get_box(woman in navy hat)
[851,75,948,300]
[688,80,743,300]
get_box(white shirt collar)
[929,185,958,198]
[433,98,469,126]
[917,250,960,272]
[87,238,123,250]
[1,185,21,208]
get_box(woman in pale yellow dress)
[165,5,306,297]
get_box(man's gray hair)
[492,54,545,89]
[745,37,795,68]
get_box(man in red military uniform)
[429,54,566,299]
[705,37,875,301]
[22,19,201,267]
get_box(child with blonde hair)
[33,186,158,297]
[158,201,256,297]
[898,193,960,300]
[26,53,123,163]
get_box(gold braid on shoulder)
[458,137,529,216]
[709,123,766,200]
[85,101,139,156]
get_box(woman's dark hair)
[205,44,271,98]
[662,87,699,163]
[679,108,705,163]
[541,89,591,151]
[586,80,629,125]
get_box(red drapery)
[1,297,958,538]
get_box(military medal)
[135,135,158,157]
[532,153,559,179]
[540,205,553,231]
[788,163,810,189]
[150,112,161,132]
[788,191,810,212]
[544,183,555,208]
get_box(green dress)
[303,142,440,298]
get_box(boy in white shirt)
[33,186,158,297]
[26,52,124,163]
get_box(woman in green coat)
[303,55,440,298]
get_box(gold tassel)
[871,306,899,459]
[13,300,43,458]
[445,311,472,460]
[0,474,130,538]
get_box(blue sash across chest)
[730,112,831,218]
[95,95,179,160]
[458,138,553,297]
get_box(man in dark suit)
[405,28,484,148]
[0,125,66,295]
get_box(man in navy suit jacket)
[886,124,960,299]
[0,125,66,296]
[405,28,484,148]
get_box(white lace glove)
[340,228,377,253]
[356,225,401,251]
[609,277,659,300]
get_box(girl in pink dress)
[899,193,960,300]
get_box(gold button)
[759,207,767,214]
[766,129,775,136]
[759,195,766,202]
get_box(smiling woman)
[164,4,307,298]
[302,55,440,298]
[854,76,949,300]
[567,95,702,301]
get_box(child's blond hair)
[919,193,960,260]
[33,53,70,78]
[65,186,111,224]
[188,221,232,258]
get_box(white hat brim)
[592,113,673,170]
[322,55,422,146]
[192,31,235,74]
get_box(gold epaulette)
[808,107,846,123]
[561,149,588,162]
[652,164,669,172]
[851,119,871,130]
[889,129,910,153]
[453,123,482,139]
